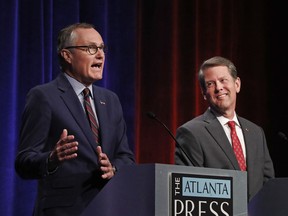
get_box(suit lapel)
[238,118,254,174]
[204,109,241,170]
[56,74,99,153]
[92,86,108,151]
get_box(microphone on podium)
[278,131,288,142]
[146,111,195,166]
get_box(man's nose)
[215,81,224,91]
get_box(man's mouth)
[92,62,102,69]
[216,93,227,99]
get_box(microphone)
[146,111,195,166]
[278,131,288,142]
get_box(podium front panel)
[248,178,288,216]
[81,163,247,216]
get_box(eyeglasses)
[64,44,107,55]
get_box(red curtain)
[135,0,282,166]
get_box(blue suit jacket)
[174,108,274,201]
[15,73,135,216]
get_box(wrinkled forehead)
[71,28,104,45]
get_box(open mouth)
[92,63,102,69]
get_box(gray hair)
[57,23,95,70]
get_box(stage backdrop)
[0,0,287,215]
[0,0,137,215]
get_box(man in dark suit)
[174,56,274,201]
[15,23,135,216]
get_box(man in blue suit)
[174,56,274,201]
[15,23,135,216]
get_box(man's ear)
[201,89,207,100]
[60,49,72,64]
[235,77,241,93]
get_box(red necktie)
[83,88,100,145]
[227,121,246,171]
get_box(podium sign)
[81,163,247,216]
[172,173,233,215]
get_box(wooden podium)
[81,163,247,216]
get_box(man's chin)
[91,75,103,82]
[210,105,228,115]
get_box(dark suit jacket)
[15,73,135,216]
[174,108,274,201]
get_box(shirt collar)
[64,73,94,98]
[215,111,240,127]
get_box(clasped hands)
[48,129,115,179]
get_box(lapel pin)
[100,100,106,105]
